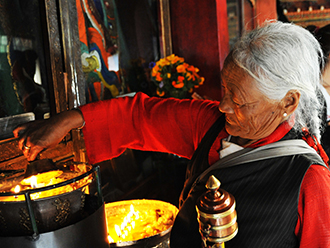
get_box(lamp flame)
[113,204,138,241]
[114,224,121,237]
[108,235,114,243]
[105,200,179,244]
[31,176,37,189]
[14,185,20,194]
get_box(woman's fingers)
[23,144,43,161]
[22,143,31,159]
[19,135,40,161]
[13,124,30,151]
[13,125,26,138]
[29,147,42,161]
[13,120,47,159]
[16,129,28,151]
[12,110,85,160]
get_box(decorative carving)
[53,198,71,225]
[80,192,86,210]
[19,207,38,232]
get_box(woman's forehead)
[221,59,268,100]
[221,60,250,85]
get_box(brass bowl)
[106,199,178,247]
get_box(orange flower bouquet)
[151,54,204,98]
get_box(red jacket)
[80,92,330,247]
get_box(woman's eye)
[232,100,241,106]
[234,102,245,108]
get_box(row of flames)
[108,204,140,243]
[1,173,91,202]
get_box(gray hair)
[231,21,324,141]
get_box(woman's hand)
[13,109,85,161]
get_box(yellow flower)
[176,64,186,73]
[168,54,185,64]
[174,57,183,64]
[151,66,159,77]
[166,54,176,61]
[158,58,170,67]
[167,54,182,64]
[151,54,204,97]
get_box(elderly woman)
[14,21,330,247]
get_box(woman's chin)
[225,124,240,137]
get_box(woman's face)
[219,58,285,145]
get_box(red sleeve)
[295,164,330,247]
[80,92,221,164]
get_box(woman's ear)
[282,90,301,116]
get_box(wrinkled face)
[219,58,285,144]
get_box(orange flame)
[110,204,138,241]
[31,176,37,189]
[14,185,21,194]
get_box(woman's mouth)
[225,116,235,125]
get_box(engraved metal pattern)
[19,207,36,232]
[80,192,86,210]
[53,198,71,225]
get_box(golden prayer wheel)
[196,175,238,248]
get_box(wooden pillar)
[216,0,230,69]
[169,0,229,101]
[243,0,277,30]
[255,0,277,25]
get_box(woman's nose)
[218,94,234,114]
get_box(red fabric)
[80,92,330,247]
[80,92,221,163]
[295,164,330,248]
[301,127,329,166]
